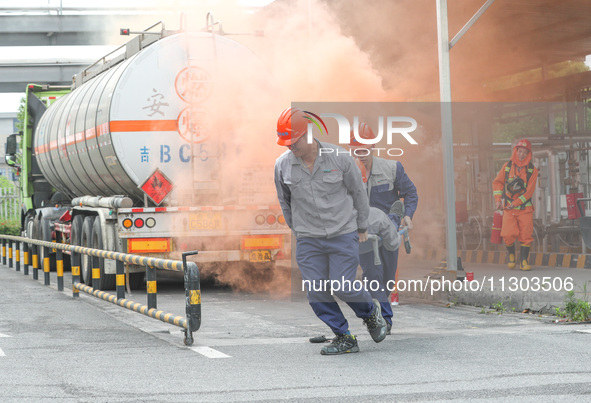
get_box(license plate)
[189,212,222,230]
[249,250,271,262]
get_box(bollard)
[8,240,13,268]
[92,254,100,290]
[116,260,125,300]
[15,241,20,272]
[182,251,201,346]
[2,238,5,266]
[43,245,50,286]
[56,249,64,291]
[32,244,39,280]
[71,250,80,298]
[146,264,157,309]
[23,242,29,276]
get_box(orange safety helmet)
[514,138,532,153]
[276,107,309,146]
[349,122,375,146]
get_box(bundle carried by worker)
[359,207,401,262]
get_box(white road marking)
[575,329,591,334]
[190,346,231,358]
[0,348,5,357]
[0,333,11,338]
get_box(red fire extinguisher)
[490,210,503,244]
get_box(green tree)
[490,60,590,143]
[486,60,590,92]
[0,176,19,223]
[15,96,27,133]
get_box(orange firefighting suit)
[492,148,539,246]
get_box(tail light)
[266,215,276,225]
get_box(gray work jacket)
[367,207,400,251]
[274,140,369,239]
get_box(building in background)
[0,112,19,183]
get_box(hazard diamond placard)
[139,168,174,205]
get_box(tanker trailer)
[6,20,290,290]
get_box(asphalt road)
[1,264,591,402]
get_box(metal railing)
[0,234,201,346]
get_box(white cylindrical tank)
[34,32,271,204]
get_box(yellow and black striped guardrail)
[0,235,201,346]
[419,248,591,269]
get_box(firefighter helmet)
[515,139,532,153]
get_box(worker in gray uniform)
[358,206,402,335]
[274,107,387,355]
[349,122,419,334]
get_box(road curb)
[417,248,591,269]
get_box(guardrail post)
[56,249,64,291]
[23,242,29,276]
[32,244,39,280]
[182,251,201,346]
[92,254,100,290]
[15,241,20,272]
[43,245,50,286]
[8,240,13,268]
[146,264,157,309]
[72,249,80,298]
[2,238,6,266]
[116,260,125,300]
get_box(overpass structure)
[0,14,165,92]
[0,1,265,93]
[0,15,135,47]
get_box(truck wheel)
[23,215,35,258]
[80,216,94,285]
[70,215,83,247]
[62,215,84,273]
[24,215,34,238]
[92,218,115,290]
[67,215,83,273]
[36,217,56,272]
[30,216,40,269]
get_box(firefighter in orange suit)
[492,139,538,271]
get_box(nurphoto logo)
[304,113,419,157]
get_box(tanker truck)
[4,19,290,290]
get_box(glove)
[403,216,413,230]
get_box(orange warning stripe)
[110,120,177,132]
[34,120,177,154]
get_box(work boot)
[320,333,359,355]
[386,322,392,336]
[362,298,387,343]
[520,244,531,271]
[390,200,405,221]
[506,243,516,269]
